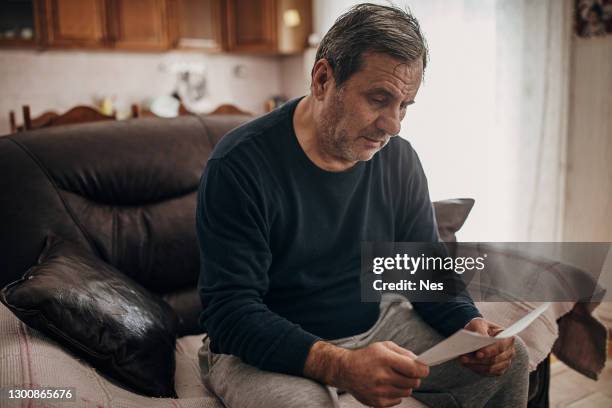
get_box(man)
[197,4,529,407]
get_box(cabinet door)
[226,0,276,53]
[0,0,45,48]
[177,0,224,51]
[45,0,107,48]
[109,0,171,50]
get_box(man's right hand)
[304,341,429,408]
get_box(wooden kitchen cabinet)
[44,0,173,50]
[0,0,45,48]
[225,0,311,54]
[109,0,174,50]
[178,0,311,54]
[44,0,108,48]
[177,0,225,51]
[225,0,276,53]
[1,0,312,54]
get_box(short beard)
[318,88,360,163]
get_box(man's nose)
[376,108,402,136]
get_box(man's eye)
[370,97,386,105]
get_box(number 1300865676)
[2,387,76,402]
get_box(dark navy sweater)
[196,98,481,376]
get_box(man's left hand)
[460,319,514,376]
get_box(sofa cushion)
[0,302,222,407]
[0,302,427,408]
[0,234,179,398]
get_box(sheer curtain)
[313,0,573,241]
[494,0,573,242]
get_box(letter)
[420,279,429,290]
[373,257,384,274]
[429,256,443,271]
[402,254,410,270]
[454,257,466,274]
[476,256,485,270]
[373,280,383,290]
[395,254,403,269]
[384,257,395,271]
[409,256,421,274]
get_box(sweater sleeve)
[399,146,482,336]
[196,158,320,376]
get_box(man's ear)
[311,59,335,100]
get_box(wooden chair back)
[19,104,140,131]
[23,105,114,130]
[9,111,17,133]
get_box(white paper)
[417,303,550,366]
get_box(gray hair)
[314,3,429,86]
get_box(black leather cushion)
[0,115,250,294]
[0,234,179,398]
[433,198,475,242]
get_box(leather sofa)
[0,115,553,407]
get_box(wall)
[0,49,283,134]
[279,53,311,101]
[563,37,612,242]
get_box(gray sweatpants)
[198,297,529,408]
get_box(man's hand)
[461,319,515,376]
[304,340,429,408]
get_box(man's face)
[317,52,423,164]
